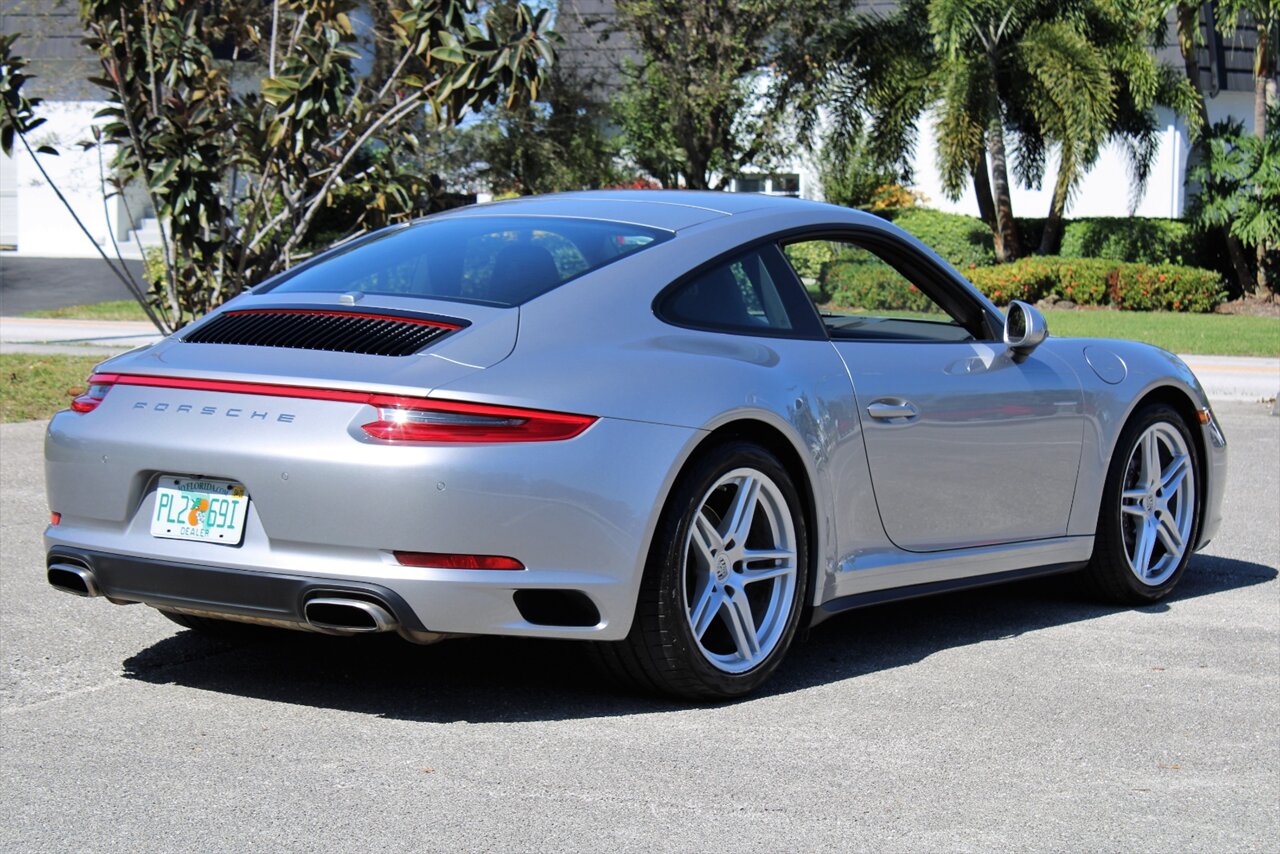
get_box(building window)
[771,173,800,196]
[731,174,801,196]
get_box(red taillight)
[70,373,118,413]
[394,551,525,570]
[79,374,596,443]
[362,398,595,443]
[50,512,61,526]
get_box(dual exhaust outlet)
[47,562,399,635]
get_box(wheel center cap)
[1143,494,1155,511]
[715,555,730,581]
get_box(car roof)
[432,190,846,232]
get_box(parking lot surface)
[2,402,1276,852]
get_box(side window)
[662,246,819,336]
[782,238,977,343]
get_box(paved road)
[1,402,1276,852]
[0,256,145,315]
[0,317,163,355]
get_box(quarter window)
[660,245,821,337]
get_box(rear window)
[260,216,672,307]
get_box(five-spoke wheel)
[593,441,808,700]
[1086,404,1201,603]
[683,468,798,673]
[1119,422,1196,586]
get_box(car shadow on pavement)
[120,554,1275,721]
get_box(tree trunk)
[1254,24,1274,299]
[1178,2,1255,298]
[971,156,996,231]
[986,116,1021,262]
[1038,155,1072,256]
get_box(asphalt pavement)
[0,256,145,316]
[1,402,1276,852]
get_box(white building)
[0,1,158,258]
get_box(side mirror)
[1003,300,1047,362]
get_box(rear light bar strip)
[77,373,596,443]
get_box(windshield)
[261,215,672,307]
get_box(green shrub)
[966,257,1227,313]
[143,246,165,288]
[784,240,839,283]
[1060,217,1222,269]
[876,207,996,269]
[823,258,941,313]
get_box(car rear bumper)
[45,400,701,641]
[47,546,430,629]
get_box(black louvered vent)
[183,310,458,357]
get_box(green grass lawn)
[1,354,103,423]
[823,304,1278,357]
[24,299,152,321]
[1040,309,1278,357]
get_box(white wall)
[6,100,128,258]
[910,90,1257,221]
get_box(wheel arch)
[1105,384,1209,538]
[1134,383,1208,514]
[648,416,824,624]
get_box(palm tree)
[1216,0,1279,296]
[1171,1,1256,294]
[787,0,1192,262]
[1015,4,1199,254]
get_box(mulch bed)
[1214,297,1280,318]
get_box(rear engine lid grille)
[182,309,461,356]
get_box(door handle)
[866,400,919,421]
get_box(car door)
[782,233,1085,553]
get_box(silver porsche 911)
[45,190,1227,699]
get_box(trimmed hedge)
[890,208,996,268]
[824,259,941,313]
[872,208,1232,283]
[872,207,996,268]
[966,257,1226,313]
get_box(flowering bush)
[824,260,943,313]
[965,257,1226,313]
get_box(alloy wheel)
[682,467,798,674]
[1120,422,1196,586]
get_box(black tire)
[1084,403,1201,604]
[591,441,810,701]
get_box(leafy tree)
[3,0,555,331]
[1187,109,1280,298]
[817,126,907,209]
[469,68,623,195]
[1169,0,1256,294]
[613,0,811,190]
[1216,0,1279,296]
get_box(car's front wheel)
[593,441,809,700]
[1085,403,1201,603]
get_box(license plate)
[150,477,248,545]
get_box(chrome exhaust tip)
[48,563,101,598]
[303,597,397,634]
